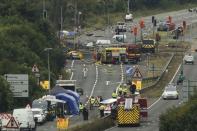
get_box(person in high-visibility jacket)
[112,91,118,98]
[79,102,84,115]
[118,84,124,96]
[89,96,95,110]
[122,84,128,96]
[99,104,106,118]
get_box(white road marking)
[70,60,75,80]
[85,64,98,106]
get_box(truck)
[116,94,148,126]
[56,80,76,91]
[141,39,156,53]
[122,44,141,64]
[100,47,127,64]
[56,80,83,95]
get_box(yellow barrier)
[57,117,69,130]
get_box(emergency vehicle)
[116,93,148,126]
[141,39,156,53]
[122,44,141,64]
[101,47,127,64]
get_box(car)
[86,32,94,36]
[113,34,127,42]
[86,42,94,48]
[67,51,83,60]
[125,13,133,22]
[157,21,168,31]
[184,54,194,64]
[162,84,178,100]
[31,108,46,124]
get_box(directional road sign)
[4,74,29,97]
[125,66,133,76]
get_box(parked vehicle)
[157,21,175,31]
[13,108,36,131]
[141,39,156,53]
[123,44,141,64]
[184,54,194,64]
[67,50,83,60]
[100,47,127,64]
[162,84,178,100]
[31,108,46,124]
[125,13,133,22]
[96,40,111,45]
[116,92,148,126]
[113,34,127,42]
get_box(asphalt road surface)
[37,8,197,131]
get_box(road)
[79,9,197,47]
[106,10,197,131]
[37,8,197,131]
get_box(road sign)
[40,80,49,90]
[132,67,143,79]
[125,66,133,76]
[132,80,142,91]
[4,74,29,97]
[6,117,19,129]
[32,64,39,73]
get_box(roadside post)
[139,18,145,41]
[155,33,161,52]
[132,26,138,44]
[32,64,40,86]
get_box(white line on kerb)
[148,64,181,110]
[70,60,75,80]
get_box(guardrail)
[140,53,174,93]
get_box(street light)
[77,11,82,32]
[44,48,53,92]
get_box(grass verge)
[67,116,115,131]
[141,55,182,98]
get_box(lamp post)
[44,48,53,93]
[77,11,82,32]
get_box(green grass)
[141,55,182,98]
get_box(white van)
[13,108,36,131]
[96,40,111,45]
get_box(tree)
[0,76,13,112]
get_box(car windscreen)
[165,87,176,92]
[32,111,41,115]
